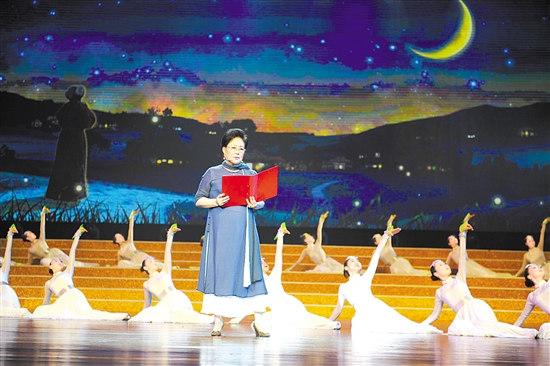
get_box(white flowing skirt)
[201,293,266,318]
[33,288,128,320]
[538,323,550,339]
[1,284,31,318]
[264,294,336,330]
[448,298,538,338]
[130,291,213,324]
[352,296,442,334]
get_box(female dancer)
[513,264,549,339]
[1,225,32,317]
[513,217,549,280]
[33,225,129,320]
[23,206,99,267]
[329,227,442,334]
[423,214,538,338]
[287,212,343,273]
[372,214,430,275]
[445,232,510,278]
[113,210,162,269]
[232,223,341,330]
[195,128,269,337]
[129,224,213,324]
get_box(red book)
[222,166,279,207]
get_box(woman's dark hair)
[140,258,150,275]
[112,233,121,245]
[221,128,248,148]
[48,268,54,275]
[343,256,357,279]
[430,259,445,281]
[523,267,535,288]
[448,235,458,243]
[21,231,32,243]
[429,262,441,281]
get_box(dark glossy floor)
[0,318,548,365]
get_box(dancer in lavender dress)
[423,214,538,338]
[33,225,129,320]
[329,227,442,335]
[129,224,213,324]
[514,263,549,339]
[1,225,32,318]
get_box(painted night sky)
[1,0,548,135]
[0,0,549,235]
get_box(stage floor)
[1,318,548,365]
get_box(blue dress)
[195,164,267,300]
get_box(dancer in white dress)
[33,225,129,320]
[231,223,341,330]
[129,224,213,324]
[445,232,511,278]
[287,211,343,273]
[329,227,442,334]
[1,225,32,318]
[423,214,538,338]
[513,264,549,339]
[514,217,550,280]
[23,206,99,267]
[113,210,162,269]
[372,214,430,275]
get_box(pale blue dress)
[195,164,267,317]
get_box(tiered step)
[1,239,548,329]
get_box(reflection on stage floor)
[0,318,548,365]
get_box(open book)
[222,166,278,207]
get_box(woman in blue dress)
[195,128,269,337]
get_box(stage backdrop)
[0,0,548,235]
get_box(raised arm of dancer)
[456,214,474,284]
[513,296,536,327]
[162,224,180,276]
[444,251,455,267]
[363,228,402,286]
[2,225,18,276]
[142,287,153,309]
[271,223,289,280]
[127,210,138,244]
[514,256,530,277]
[329,286,346,321]
[41,281,53,305]
[286,249,307,271]
[422,294,444,325]
[314,211,329,249]
[537,217,548,251]
[65,225,87,278]
[39,206,50,241]
[385,214,397,252]
[27,248,36,265]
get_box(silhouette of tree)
[147,107,160,116]
[162,107,173,117]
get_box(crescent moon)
[408,0,474,60]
